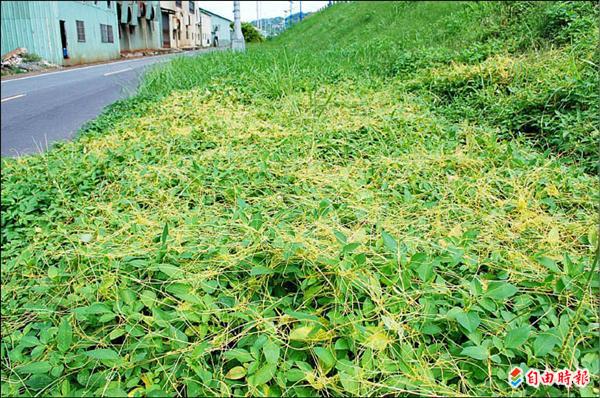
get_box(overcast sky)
[200,1,329,22]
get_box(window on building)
[129,25,135,34]
[76,20,86,42]
[100,24,114,43]
[175,1,182,8]
[106,1,111,8]
[189,1,195,13]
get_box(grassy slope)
[1,2,598,397]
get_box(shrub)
[21,52,42,63]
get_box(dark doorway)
[161,12,170,48]
[59,20,68,58]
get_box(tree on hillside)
[230,22,264,43]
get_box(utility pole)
[300,0,303,20]
[289,1,293,28]
[256,1,260,32]
[232,0,245,52]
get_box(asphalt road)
[1,50,205,157]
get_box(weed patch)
[1,1,598,396]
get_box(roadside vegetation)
[242,22,265,43]
[1,51,55,76]
[1,2,598,397]
[228,21,265,43]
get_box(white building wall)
[199,12,211,47]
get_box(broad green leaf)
[284,310,320,322]
[535,256,561,273]
[485,281,518,300]
[225,366,247,380]
[166,283,201,304]
[505,326,530,349]
[57,317,72,352]
[342,242,361,254]
[416,259,434,282]
[104,388,128,397]
[470,278,483,295]
[158,264,183,278]
[160,223,169,245]
[48,267,59,279]
[156,223,169,262]
[455,311,480,333]
[289,325,314,341]
[334,230,347,244]
[20,335,40,348]
[314,347,336,371]
[26,374,53,390]
[98,313,116,323]
[250,266,275,276]
[460,346,488,360]
[85,348,120,361]
[382,231,398,253]
[334,338,350,350]
[109,328,126,341]
[533,332,561,356]
[339,371,360,395]
[82,302,112,315]
[289,325,330,342]
[286,368,307,382]
[223,349,254,363]
[18,361,52,374]
[140,290,157,308]
[263,339,280,365]
[409,252,428,270]
[362,327,391,351]
[249,363,276,386]
[421,323,441,335]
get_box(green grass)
[20,52,42,63]
[1,2,598,397]
[1,66,26,77]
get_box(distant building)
[1,1,120,66]
[159,0,198,49]
[116,1,162,52]
[199,8,232,48]
[198,11,212,47]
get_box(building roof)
[198,8,232,23]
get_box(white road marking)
[0,50,201,84]
[1,93,26,103]
[103,67,133,76]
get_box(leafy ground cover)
[1,1,598,396]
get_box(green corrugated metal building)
[1,1,163,66]
[1,1,120,66]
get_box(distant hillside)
[272,1,598,167]
[251,12,313,36]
